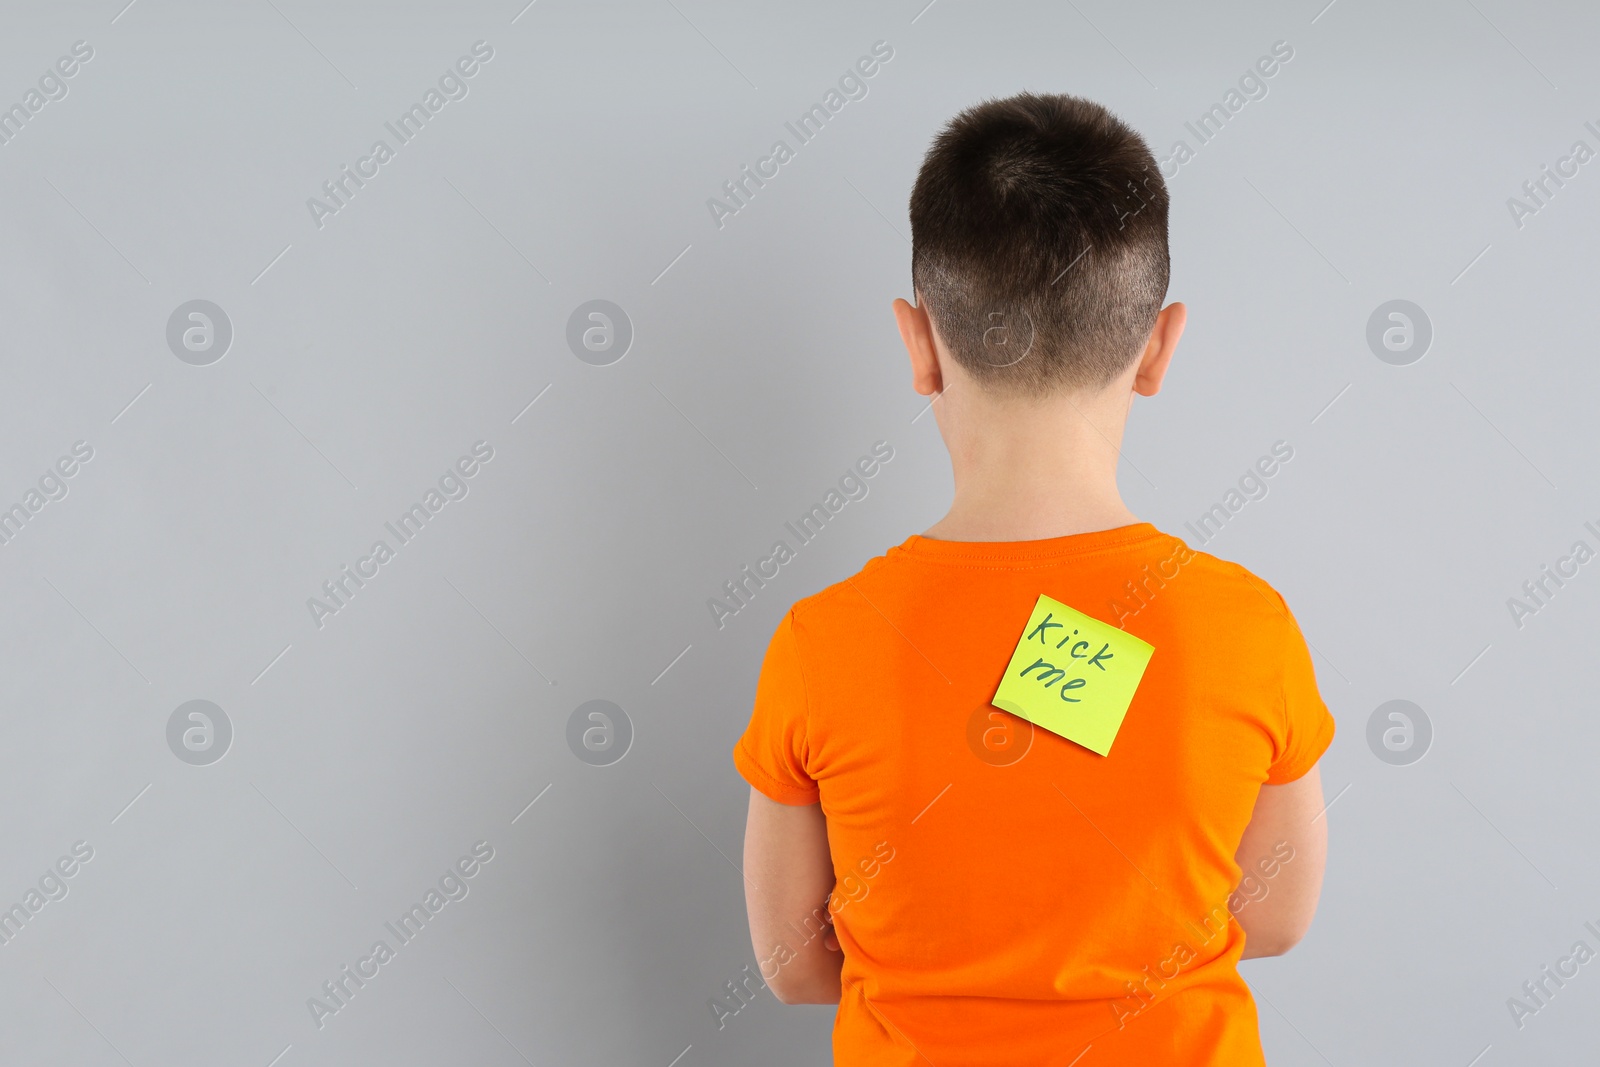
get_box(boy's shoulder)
[1167,537,1295,605]
[781,544,898,627]
[782,527,1298,632]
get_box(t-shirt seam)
[735,738,819,802]
[1267,706,1334,784]
[1268,585,1300,779]
[1277,614,1293,772]
[1221,566,1294,776]
[890,528,1170,564]
[881,536,1179,570]
[786,608,818,789]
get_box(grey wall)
[0,0,1595,1064]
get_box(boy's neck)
[922,380,1140,543]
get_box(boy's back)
[736,523,1333,1065]
[734,91,1334,1064]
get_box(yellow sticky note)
[990,594,1154,756]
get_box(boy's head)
[901,92,1174,398]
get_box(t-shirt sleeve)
[1265,590,1337,785]
[733,610,821,805]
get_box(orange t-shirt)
[733,523,1335,1066]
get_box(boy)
[734,93,1334,1065]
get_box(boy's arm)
[742,788,843,1003]
[1232,764,1328,959]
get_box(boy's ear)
[1133,301,1186,397]
[893,297,944,397]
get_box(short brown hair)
[909,92,1169,394]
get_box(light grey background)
[0,0,1594,1064]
